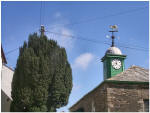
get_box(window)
[144,99,149,112]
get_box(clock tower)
[101,25,126,80]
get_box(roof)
[1,46,7,64]
[105,46,122,55]
[107,65,149,82]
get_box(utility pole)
[109,25,118,47]
[40,25,45,37]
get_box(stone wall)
[107,83,149,112]
[69,83,108,112]
[69,82,149,112]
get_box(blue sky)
[2,1,149,112]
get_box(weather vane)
[109,25,118,47]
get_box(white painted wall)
[1,64,14,112]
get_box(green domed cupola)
[101,25,126,80]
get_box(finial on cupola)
[109,25,118,47]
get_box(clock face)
[112,59,122,69]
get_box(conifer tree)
[10,33,72,112]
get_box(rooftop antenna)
[109,25,118,47]
[40,25,45,37]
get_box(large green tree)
[10,33,72,112]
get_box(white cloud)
[47,12,74,50]
[54,12,62,18]
[47,25,74,49]
[72,53,95,70]
[73,84,81,91]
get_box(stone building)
[69,27,149,112]
[1,46,14,112]
[69,66,149,112]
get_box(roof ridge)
[107,65,149,82]
[129,65,149,70]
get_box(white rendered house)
[1,47,14,112]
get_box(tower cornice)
[101,54,126,62]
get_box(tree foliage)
[10,33,72,112]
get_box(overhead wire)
[5,47,20,55]
[40,1,45,26]
[46,31,110,45]
[115,41,148,50]
[39,1,42,27]
[105,35,148,50]
[45,5,148,51]
[47,6,148,30]
[46,31,149,52]
[45,29,149,51]
[4,4,149,69]
[5,5,149,55]
[5,29,149,55]
[43,1,45,26]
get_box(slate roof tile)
[107,66,149,82]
